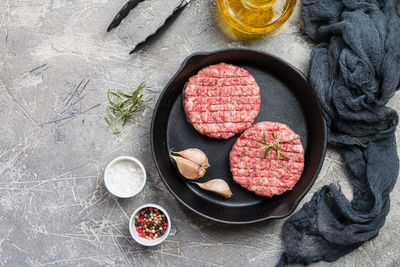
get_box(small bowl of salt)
[104,156,146,198]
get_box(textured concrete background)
[0,0,399,266]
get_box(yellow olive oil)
[217,0,297,35]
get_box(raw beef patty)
[184,63,261,139]
[230,121,304,197]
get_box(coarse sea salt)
[107,160,144,196]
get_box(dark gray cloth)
[277,0,400,265]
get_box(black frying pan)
[151,49,327,224]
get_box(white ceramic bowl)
[129,203,171,246]
[104,156,146,198]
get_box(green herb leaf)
[256,140,266,145]
[279,153,290,160]
[105,116,112,126]
[105,83,151,134]
[264,146,271,158]
[257,132,301,161]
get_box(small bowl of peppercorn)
[129,203,171,246]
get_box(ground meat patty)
[184,63,261,139]
[230,122,304,197]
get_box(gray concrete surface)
[0,0,399,266]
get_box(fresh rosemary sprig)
[256,132,300,160]
[105,82,151,134]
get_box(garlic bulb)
[195,179,233,198]
[176,148,210,169]
[170,148,209,180]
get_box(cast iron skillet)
[151,49,327,224]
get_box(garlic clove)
[195,179,233,198]
[171,155,206,180]
[176,148,210,169]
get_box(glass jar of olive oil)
[217,0,297,34]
